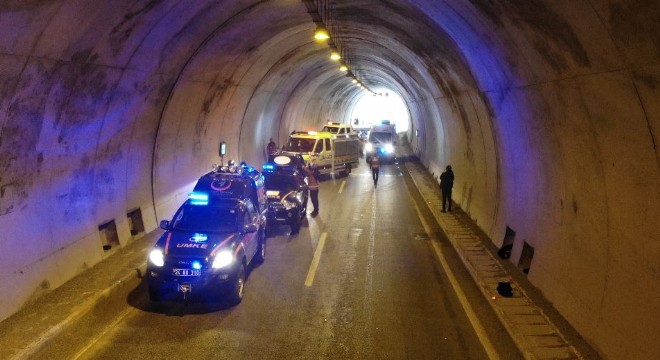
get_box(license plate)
[172,268,201,277]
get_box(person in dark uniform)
[266,138,277,155]
[303,163,319,216]
[440,165,454,212]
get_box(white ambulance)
[281,130,360,176]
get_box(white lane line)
[412,201,501,360]
[338,180,346,194]
[305,232,328,287]
[71,307,134,360]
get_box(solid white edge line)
[412,202,501,360]
[305,232,328,287]
[71,307,134,360]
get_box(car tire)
[228,262,246,305]
[290,217,301,234]
[148,286,160,302]
[265,222,274,237]
[254,235,266,264]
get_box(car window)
[313,140,323,153]
[324,138,331,151]
[265,174,299,190]
[171,205,238,232]
[284,138,316,152]
[246,201,258,223]
[368,132,393,143]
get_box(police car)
[146,162,267,304]
[262,154,308,234]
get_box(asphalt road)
[31,159,523,360]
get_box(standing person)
[370,154,380,187]
[440,165,454,212]
[303,163,319,216]
[266,138,277,156]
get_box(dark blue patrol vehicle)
[263,154,308,234]
[146,162,267,304]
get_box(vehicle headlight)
[365,143,373,152]
[384,144,394,153]
[212,250,234,269]
[282,198,297,209]
[149,249,165,267]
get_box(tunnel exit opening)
[350,88,409,133]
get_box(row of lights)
[314,26,375,95]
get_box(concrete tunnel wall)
[0,1,658,359]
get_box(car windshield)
[283,138,316,152]
[369,132,393,143]
[171,205,238,232]
[265,174,300,191]
[321,126,340,133]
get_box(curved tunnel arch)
[0,2,658,359]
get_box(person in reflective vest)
[370,155,380,187]
[303,163,320,216]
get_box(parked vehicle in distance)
[321,122,358,138]
[365,120,397,163]
[282,129,360,177]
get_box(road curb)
[404,161,583,360]
[9,264,146,360]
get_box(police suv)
[262,154,308,234]
[146,162,267,305]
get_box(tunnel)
[0,1,658,359]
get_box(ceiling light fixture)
[314,27,330,41]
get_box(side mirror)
[242,223,258,234]
[159,220,170,230]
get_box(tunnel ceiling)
[1,1,659,360]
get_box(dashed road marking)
[305,232,328,287]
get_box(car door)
[243,201,260,261]
[322,138,333,164]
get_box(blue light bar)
[189,191,209,205]
[263,163,275,172]
[192,261,202,270]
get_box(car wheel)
[228,262,246,305]
[290,217,302,234]
[254,236,266,264]
[265,222,274,237]
[148,286,160,302]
